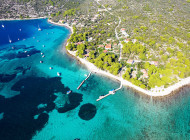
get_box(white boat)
[2,25,4,28]
[40,61,43,63]
[42,45,45,47]
[49,67,53,70]
[57,72,61,76]
[67,90,72,95]
[18,38,19,40]
[19,29,21,31]
[9,39,12,43]
[38,25,42,31]
[42,55,45,58]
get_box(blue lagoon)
[0,19,190,140]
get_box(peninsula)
[1,0,190,96]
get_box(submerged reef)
[78,103,97,121]
[0,73,17,83]
[0,76,82,140]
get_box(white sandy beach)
[48,19,73,34]
[67,50,190,97]
[48,20,190,97]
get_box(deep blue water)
[0,19,43,46]
[0,19,190,140]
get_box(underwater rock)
[14,66,31,75]
[78,103,97,121]
[22,66,31,75]
[8,45,26,51]
[54,92,66,108]
[17,49,40,58]
[14,66,24,71]
[0,48,40,60]
[0,74,17,83]
[57,93,83,113]
[34,113,49,130]
[0,77,76,140]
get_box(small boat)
[19,29,21,31]
[24,51,27,53]
[57,72,61,76]
[67,90,72,94]
[49,67,53,70]
[40,61,43,63]
[41,52,43,55]
[42,55,45,58]
[2,25,4,28]
[42,45,45,47]
[18,38,19,40]
[38,25,42,31]
[27,55,30,57]
[9,39,12,43]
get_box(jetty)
[77,72,92,90]
[96,81,122,101]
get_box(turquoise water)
[0,19,190,140]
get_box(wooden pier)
[77,72,92,90]
[96,81,122,101]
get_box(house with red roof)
[149,61,158,66]
[105,44,112,50]
[132,71,137,78]
[141,69,148,78]
[103,50,108,53]
[121,28,126,31]
[98,45,104,48]
[120,28,129,37]
[84,53,89,57]
[127,59,134,64]
[76,42,83,45]
[114,43,117,46]
[124,38,131,43]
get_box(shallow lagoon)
[0,19,190,140]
